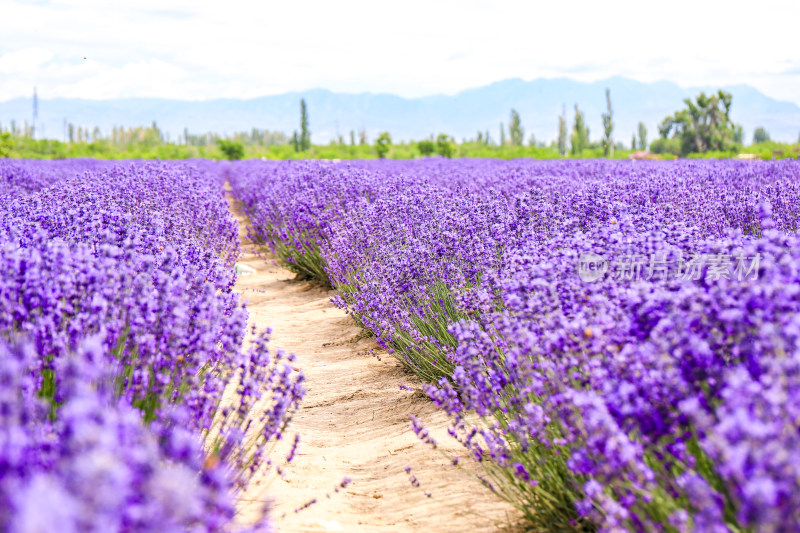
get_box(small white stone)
[235,263,257,276]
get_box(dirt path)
[226,194,518,532]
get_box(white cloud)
[1,0,799,104]
[0,48,54,74]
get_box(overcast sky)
[2,0,799,105]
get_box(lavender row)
[230,158,800,532]
[1,160,304,532]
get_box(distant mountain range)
[2,77,799,144]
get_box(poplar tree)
[638,122,648,150]
[299,99,310,150]
[601,89,614,158]
[509,109,524,146]
[557,110,568,156]
[570,105,589,156]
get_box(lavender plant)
[1,160,305,531]
[231,158,800,532]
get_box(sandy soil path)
[226,193,518,532]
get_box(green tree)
[299,99,310,151]
[631,134,636,151]
[350,130,355,146]
[217,139,244,160]
[637,122,648,150]
[752,127,770,144]
[557,110,568,156]
[291,131,300,152]
[375,131,392,158]
[733,125,744,144]
[436,133,456,158]
[359,129,368,145]
[417,139,435,156]
[509,109,524,146]
[657,90,739,156]
[601,89,614,157]
[570,104,589,156]
[499,123,506,146]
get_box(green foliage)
[387,284,462,382]
[183,127,286,147]
[752,126,770,144]
[374,131,392,158]
[0,131,11,157]
[271,231,331,287]
[631,134,637,151]
[650,137,682,156]
[417,139,435,156]
[508,109,524,146]
[217,139,244,160]
[8,132,795,162]
[456,142,563,159]
[601,89,614,158]
[570,105,590,156]
[658,90,741,156]
[436,133,456,158]
[499,122,506,146]
[299,99,310,151]
[638,121,648,151]
[4,106,796,163]
[736,140,800,160]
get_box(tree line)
[269,90,792,160]
[2,92,798,160]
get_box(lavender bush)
[1,160,305,531]
[231,158,800,532]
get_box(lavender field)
[2,157,800,532]
[231,158,800,532]
[0,159,303,532]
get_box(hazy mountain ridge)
[1,77,798,144]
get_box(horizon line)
[0,75,787,105]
